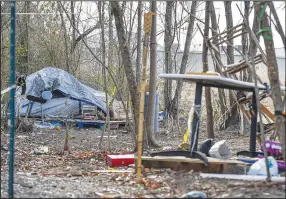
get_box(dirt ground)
[1,120,285,198]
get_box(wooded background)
[0,1,285,152]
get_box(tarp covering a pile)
[18,67,107,118]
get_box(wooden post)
[137,12,154,184]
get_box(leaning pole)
[8,0,16,198]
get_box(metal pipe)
[190,83,203,152]
[8,0,16,198]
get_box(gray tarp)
[18,67,107,118]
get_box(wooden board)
[135,156,251,174]
[186,72,220,76]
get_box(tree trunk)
[163,1,174,113]
[224,2,234,65]
[241,0,250,82]
[136,1,142,85]
[111,2,139,140]
[258,1,286,163]
[241,1,249,57]
[209,1,228,130]
[71,1,76,53]
[69,1,76,73]
[224,1,238,123]
[268,2,285,48]
[98,1,111,151]
[58,2,70,74]
[203,2,214,139]
[145,1,160,148]
[18,1,30,74]
[247,3,261,83]
[108,2,114,68]
[240,1,250,134]
[169,1,198,119]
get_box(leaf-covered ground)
[1,122,285,198]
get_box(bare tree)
[257,1,286,162]
[111,1,139,141]
[70,1,76,54]
[145,1,160,148]
[98,1,111,151]
[203,2,214,139]
[169,1,198,119]
[247,2,261,83]
[163,1,174,113]
[108,2,114,68]
[241,1,250,83]
[224,1,238,123]
[209,1,228,130]
[241,1,250,57]
[224,1,234,65]
[136,1,142,85]
[58,2,70,74]
[17,1,30,74]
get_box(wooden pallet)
[44,118,126,130]
[76,120,105,129]
[135,156,250,174]
[208,23,247,46]
[76,120,126,130]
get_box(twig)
[179,1,217,32]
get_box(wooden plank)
[186,72,220,76]
[139,156,246,164]
[224,55,263,74]
[261,104,275,121]
[135,156,249,174]
[208,23,244,41]
[200,173,286,182]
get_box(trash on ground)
[209,140,231,160]
[248,156,279,176]
[182,191,207,198]
[95,190,122,198]
[97,136,118,138]
[200,173,285,182]
[30,146,49,155]
[34,121,62,129]
[257,154,285,170]
[261,140,283,157]
[158,111,166,121]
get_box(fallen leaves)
[1,126,285,198]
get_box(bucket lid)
[41,91,53,100]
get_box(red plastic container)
[106,154,134,167]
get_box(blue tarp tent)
[18,67,108,118]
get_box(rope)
[257,3,273,41]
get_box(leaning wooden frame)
[150,73,286,166]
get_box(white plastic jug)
[247,156,279,176]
